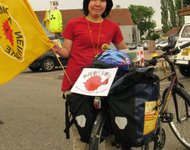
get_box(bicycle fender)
[173,87,190,105]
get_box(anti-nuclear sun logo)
[84,76,109,91]
[0,4,26,62]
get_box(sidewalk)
[144,49,163,60]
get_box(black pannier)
[64,93,96,143]
[108,68,160,147]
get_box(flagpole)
[48,1,70,83]
[42,7,48,25]
[53,51,72,84]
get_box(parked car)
[142,42,148,50]
[155,40,168,50]
[29,36,68,72]
[173,22,190,77]
[168,34,179,46]
[136,42,144,47]
[126,42,138,50]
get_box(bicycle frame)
[90,42,190,149]
[159,71,177,113]
[157,50,190,129]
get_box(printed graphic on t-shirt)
[100,31,111,42]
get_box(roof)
[35,9,134,31]
[107,9,134,25]
[163,27,181,36]
[178,5,190,16]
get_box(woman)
[50,0,128,149]
[50,0,128,92]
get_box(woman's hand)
[49,40,62,53]
[49,38,72,58]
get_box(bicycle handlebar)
[179,41,190,49]
[144,41,190,67]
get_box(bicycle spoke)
[167,90,190,149]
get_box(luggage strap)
[64,101,74,139]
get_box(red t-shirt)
[61,16,124,91]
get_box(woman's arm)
[114,40,128,50]
[49,38,73,58]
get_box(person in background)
[50,0,128,149]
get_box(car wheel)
[29,66,40,71]
[178,65,190,77]
[41,57,55,72]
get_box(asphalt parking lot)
[0,55,189,150]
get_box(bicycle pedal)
[160,113,173,123]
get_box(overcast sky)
[28,0,190,30]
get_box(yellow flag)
[0,0,54,86]
[44,7,50,30]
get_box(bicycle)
[89,42,190,150]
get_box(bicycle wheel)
[163,87,190,149]
[89,109,120,150]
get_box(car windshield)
[162,41,167,43]
[181,25,190,38]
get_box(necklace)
[87,19,102,56]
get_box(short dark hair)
[83,0,113,18]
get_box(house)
[35,9,140,43]
[178,5,190,16]
[163,27,181,38]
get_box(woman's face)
[88,0,107,18]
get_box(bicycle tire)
[89,109,120,150]
[163,86,190,149]
[89,108,108,150]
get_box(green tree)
[175,0,183,26]
[114,5,121,9]
[160,0,184,33]
[183,0,190,7]
[161,0,171,33]
[151,33,161,40]
[167,0,177,27]
[141,37,146,41]
[128,5,156,37]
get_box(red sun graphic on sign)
[84,76,109,91]
[2,20,14,46]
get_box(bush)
[151,33,160,41]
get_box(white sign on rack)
[50,1,59,11]
[120,47,144,67]
[71,68,118,96]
